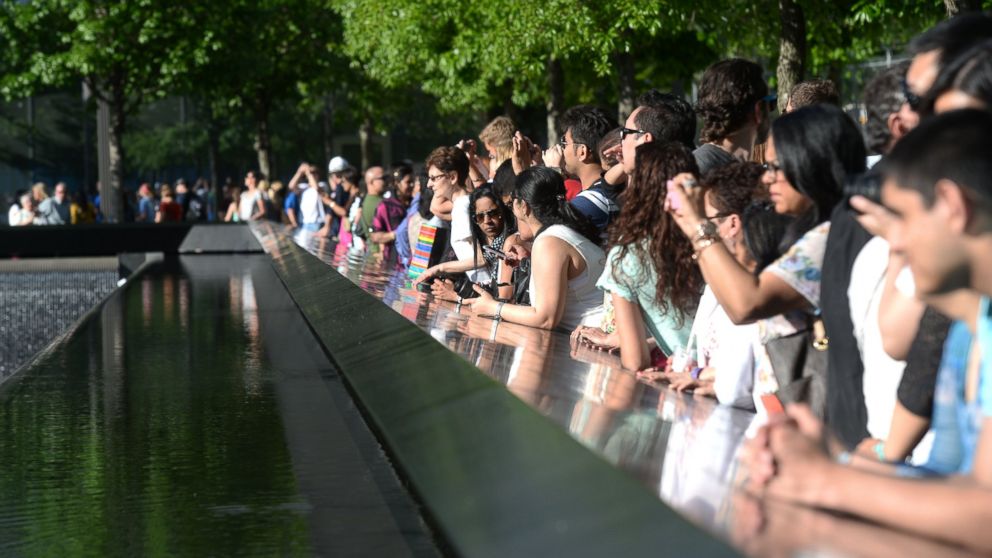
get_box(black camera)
[844,169,883,206]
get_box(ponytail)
[515,167,600,244]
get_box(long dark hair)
[607,142,703,327]
[513,166,599,244]
[772,104,866,249]
[742,201,794,275]
[468,186,514,257]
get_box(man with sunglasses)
[693,58,772,176]
[557,105,618,234]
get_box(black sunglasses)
[619,127,646,140]
[473,208,502,223]
[901,78,922,111]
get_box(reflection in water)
[0,257,312,556]
[255,222,977,558]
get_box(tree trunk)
[322,95,334,165]
[616,50,636,122]
[545,57,564,146]
[254,102,272,180]
[359,117,373,171]
[944,0,983,16]
[205,103,221,211]
[104,89,127,224]
[777,0,806,113]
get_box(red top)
[159,200,183,222]
[564,178,582,201]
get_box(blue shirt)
[394,193,420,266]
[979,296,992,417]
[284,191,300,225]
[138,197,156,223]
[570,178,620,233]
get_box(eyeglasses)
[901,78,922,111]
[558,137,585,148]
[474,208,502,223]
[762,161,783,174]
[427,172,448,183]
[619,127,646,141]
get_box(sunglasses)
[619,127,646,140]
[474,208,502,223]
[558,137,586,148]
[901,78,922,111]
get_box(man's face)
[365,167,387,196]
[54,184,66,202]
[621,108,649,174]
[883,177,970,296]
[561,128,582,175]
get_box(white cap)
[328,156,349,174]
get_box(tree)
[0,1,211,221]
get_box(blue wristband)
[690,367,703,380]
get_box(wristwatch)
[693,220,718,243]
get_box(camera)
[843,169,883,205]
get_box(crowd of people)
[285,13,992,552]
[5,11,992,551]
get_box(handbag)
[764,315,829,418]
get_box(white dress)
[529,224,605,330]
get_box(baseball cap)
[328,156,349,174]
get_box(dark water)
[0,255,437,557]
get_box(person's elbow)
[724,303,762,326]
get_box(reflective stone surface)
[273,224,983,558]
[0,254,439,556]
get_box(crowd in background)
[5,11,992,552]
[285,12,992,553]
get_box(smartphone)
[760,393,785,416]
[483,245,508,260]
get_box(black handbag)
[764,315,829,418]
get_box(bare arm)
[879,254,926,360]
[612,293,652,371]
[224,202,237,222]
[466,236,568,330]
[250,196,266,221]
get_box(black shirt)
[821,203,873,448]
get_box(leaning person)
[465,167,604,331]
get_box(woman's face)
[428,166,455,200]
[762,136,812,216]
[473,196,504,239]
[704,192,750,268]
[512,198,535,241]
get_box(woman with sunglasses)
[423,186,521,300]
[465,167,604,331]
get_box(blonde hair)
[258,179,270,192]
[479,116,515,165]
[270,180,284,193]
[31,182,48,200]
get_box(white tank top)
[529,224,606,330]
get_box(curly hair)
[696,59,768,143]
[700,161,767,216]
[788,79,840,111]
[607,142,703,327]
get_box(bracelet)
[690,367,703,380]
[691,237,720,261]
[874,441,886,461]
[495,301,506,321]
[457,296,464,305]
